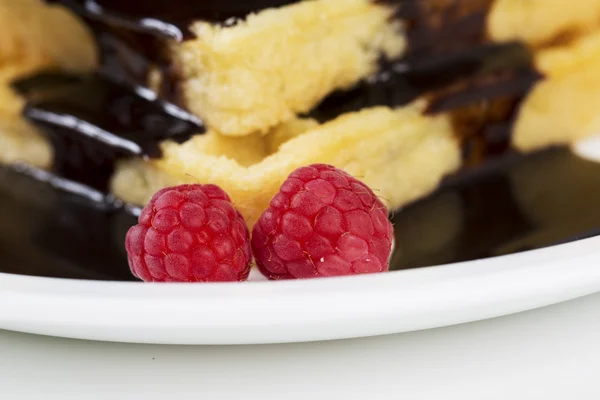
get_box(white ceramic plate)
[1,235,599,345]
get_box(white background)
[0,293,598,399]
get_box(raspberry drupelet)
[126,184,252,282]
[252,164,394,280]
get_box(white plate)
[0,235,599,345]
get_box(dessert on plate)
[1,0,600,280]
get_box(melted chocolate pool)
[0,164,138,281]
[1,148,599,281]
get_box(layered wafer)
[3,0,600,228]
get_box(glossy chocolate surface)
[398,0,495,58]
[392,149,600,270]
[14,73,204,192]
[2,149,600,280]
[0,164,138,281]
[309,42,535,121]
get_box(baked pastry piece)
[489,0,600,46]
[111,103,460,226]
[512,31,600,150]
[488,0,600,150]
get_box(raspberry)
[125,184,252,282]
[252,164,393,280]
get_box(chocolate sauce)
[309,0,540,166]
[308,42,535,121]
[2,148,600,280]
[440,68,541,166]
[311,0,537,122]
[399,0,542,165]
[89,22,170,93]
[390,148,600,270]
[14,73,204,192]
[398,0,495,59]
[0,164,138,281]
[308,2,529,119]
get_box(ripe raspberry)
[252,164,393,280]
[125,184,252,282]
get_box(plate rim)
[1,236,599,345]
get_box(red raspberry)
[252,164,393,280]
[125,184,252,282]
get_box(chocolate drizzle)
[311,0,541,166]
[309,41,536,120]
[14,73,204,192]
[89,22,171,93]
[398,0,496,58]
